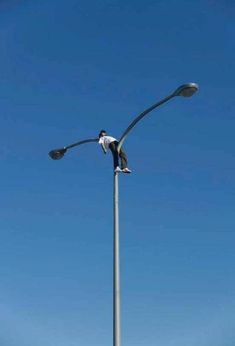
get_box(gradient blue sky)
[1,1,235,345]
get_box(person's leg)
[109,141,119,169]
[119,147,128,170]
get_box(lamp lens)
[49,149,66,160]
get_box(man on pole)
[98,130,131,173]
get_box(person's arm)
[101,143,107,154]
[98,137,107,154]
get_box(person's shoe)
[114,166,122,173]
[122,168,132,174]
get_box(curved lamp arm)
[48,83,198,158]
[49,138,98,160]
[117,82,198,152]
[66,138,99,149]
[117,93,174,152]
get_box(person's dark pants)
[109,141,128,169]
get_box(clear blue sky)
[1,0,235,345]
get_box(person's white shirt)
[98,135,117,153]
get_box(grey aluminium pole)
[113,94,175,346]
[114,83,198,346]
[113,171,121,346]
[48,82,198,346]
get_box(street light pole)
[113,170,121,346]
[48,83,199,346]
[113,83,198,346]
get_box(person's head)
[99,130,107,138]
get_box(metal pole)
[112,84,198,346]
[113,171,121,346]
[113,93,175,346]
[48,83,198,346]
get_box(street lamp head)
[174,83,199,97]
[49,148,67,160]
